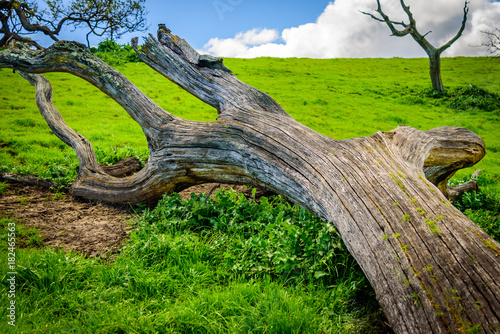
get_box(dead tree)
[0,27,499,333]
[362,1,469,92]
[481,28,500,57]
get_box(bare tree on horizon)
[362,0,470,92]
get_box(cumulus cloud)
[203,28,280,57]
[202,0,500,58]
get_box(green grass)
[0,191,384,333]
[1,54,500,332]
[1,57,499,188]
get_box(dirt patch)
[0,181,265,258]
[0,182,133,258]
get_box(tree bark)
[100,157,142,178]
[429,52,444,92]
[0,31,499,333]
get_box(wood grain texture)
[1,32,498,333]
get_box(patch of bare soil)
[0,181,267,258]
[0,182,133,258]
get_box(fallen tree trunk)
[0,29,499,333]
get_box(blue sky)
[143,0,330,49]
[36,0,500,58]
[38,0,329,49]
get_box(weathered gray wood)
[0,31,499,333]
[100,157,142,178]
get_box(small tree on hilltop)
[0,0,148,49]
[362,0,469,92]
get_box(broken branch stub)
[0,28,499,333]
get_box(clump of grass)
[405,84,500,113]
[448,84,500,112]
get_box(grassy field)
[1,53,499,333]
[1,57,499,188]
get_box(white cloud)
[202,0,500,58]
[237,28,280,45]
[202,28,279,57]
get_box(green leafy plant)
[448,84,500,112]
[131,189,362,286]
[92,40,142,66]
[452,174,500,242]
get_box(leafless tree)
[0,0,148,48]
[362,1,469,92]
[481,28,500,57]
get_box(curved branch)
[13,6,65,41]
[0,30,43,49]
[17,71,101,172]
[438,1,469,54]
[132,28,289,117]
[0,41,177,136]
[400,0,416,28]
[361,0,411,37]
[386,126,485,197]
[12,69,171,203]
[359,10,407,29]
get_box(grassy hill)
[1,57,499,188]
[0,55,499,333]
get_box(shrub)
[405,84,500,113]
[448,84,500,112]
[96,40,121,53]
[92,40,142,66]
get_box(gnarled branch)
[438,1,470,53]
